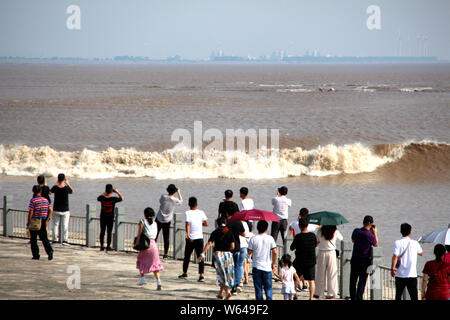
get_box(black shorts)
[294,263,315,281]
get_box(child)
[273,254,301,300]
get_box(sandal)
[216,294,224,300]
[224,292,232,300]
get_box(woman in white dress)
[315,225,343,299]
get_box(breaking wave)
[0,141,448,180]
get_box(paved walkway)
[0,236,316,300]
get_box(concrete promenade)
[0,236,315,300]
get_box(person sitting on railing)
[97,184,124,251]
[27,185,54,261]
[421,244,450,300]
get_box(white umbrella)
[418,224,450,245]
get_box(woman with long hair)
[316,225,343,299]
[135,207,164,290]
[421,244,450,300]
[199,217,236,300]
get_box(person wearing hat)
[271,186,292,244]
[155,184,183,259]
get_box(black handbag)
[133,233,150,251]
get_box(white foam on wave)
[276,88,314,93]
[0,142,412,180]
[400,87,433,92]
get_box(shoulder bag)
[29,218,42,231]
[395,240,411,269]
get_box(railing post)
[340,240,352,299]
[173,213,184,260]
[3,195,13,237]
[172,212,177,258]
[370,246,383,300]
[114,207,124,251]
[86,204,96,247]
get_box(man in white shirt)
[239,187,254,211]
[239,187,255,233]
[391,223,423,300]
[247,220,277,300]
[271,186,292,244]
[179,197,208,282]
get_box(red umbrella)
[228,209,279,222]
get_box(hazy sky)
[1,0,449,59]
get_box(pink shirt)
[280,266,296,290]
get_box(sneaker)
[198,275,205,282]
[157,285,162,291]
[48,252,53,261]
[32,256,40,260]
[100,247,105,251]
[163,254,168,259]
[231,289,237,296]
[178,273,188,279]
[236,286,242,293]
[106,247,113,252]
[62,241,70,246]
[137,277,147,286]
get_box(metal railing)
[1,195,424,300]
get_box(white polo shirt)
[240,198,254,211]
[185,209,208,240]
[393,237,423,278]
[248,233,277,272]
[289,220,317,236]
[271,196,292,220]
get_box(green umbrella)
[306,211,349,226]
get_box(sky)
[0,0,449,60]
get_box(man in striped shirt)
[27,185,54,260]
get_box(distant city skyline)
[1,0,449,60]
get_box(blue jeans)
[252,268,272,300]
[238,247,247,283]
[232,251,241,289]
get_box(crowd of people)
[25,175,450,300]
